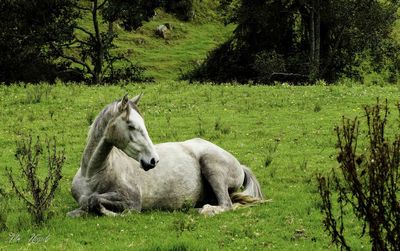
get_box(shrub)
[6,135,65,224]
[103,63,154,83]
[165,0,195,21]
[317,99,400,250]
[253,51,286,83]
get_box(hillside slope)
[111,9,234,81]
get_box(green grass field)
[1,82,399,250]
[1,1,400,249]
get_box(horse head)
[104,94,159,171]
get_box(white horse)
[68,94,263,217]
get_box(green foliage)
[253,51,286,83]
[0,0,232,84]
[103,0,162,31]
[164,0,195,21]
[189,0,400,84]
[0,0,78,84]
[59,0,154,84]
[218,0,240,24]
[191,0,223,23]
[104,63,154,83]
[317,99,400,250]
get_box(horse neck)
[81,107,115,177]
[85,137,113,177]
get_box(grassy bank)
[0,82,399,250]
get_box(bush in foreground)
[317,99,400,250]
[6,135,65,224]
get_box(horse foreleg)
[87,191,141,216]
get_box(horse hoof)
[67,208,87,218]
[199,204,225,217]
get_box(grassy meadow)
[1,1,400,250]
[0,82,399,250]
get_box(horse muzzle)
[140,158,157,171]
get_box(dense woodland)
[1,0,399,84]
[190,0,400,83]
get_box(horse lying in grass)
[68,94,264,217]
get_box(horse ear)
[131,93,143,105]
[118,94,129,112]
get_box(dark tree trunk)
[108,21,114,36]
[310,6,315,66]
[92,0,104,84]
[314,0,320,77]
[309,0,320,80]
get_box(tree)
[164,0,195,21]
[56,0,115,84]
[0,0,78,84]
[57,0,158,84]
[102,0,162,31]
[188,0,400,84]
[297,0,320,79]
[314,0,399,81]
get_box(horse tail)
[230,165,264,205]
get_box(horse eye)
[128,124,136,130]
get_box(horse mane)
[88,99,141,146]
[89,101,119,144]
[81,99,140,172]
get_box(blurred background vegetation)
[0,0,399,85]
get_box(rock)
[155,23,172,39]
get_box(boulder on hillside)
[155,23,173,39]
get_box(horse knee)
[88,194,104,215]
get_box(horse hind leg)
[198,174,232,216]
[198,155,240,216]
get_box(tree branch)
[74,38,92,46]
[73,4,92,11]
[75,26,95,40]
[97,0,108,10]
[59,54,93,75]
[6,168,35,209]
